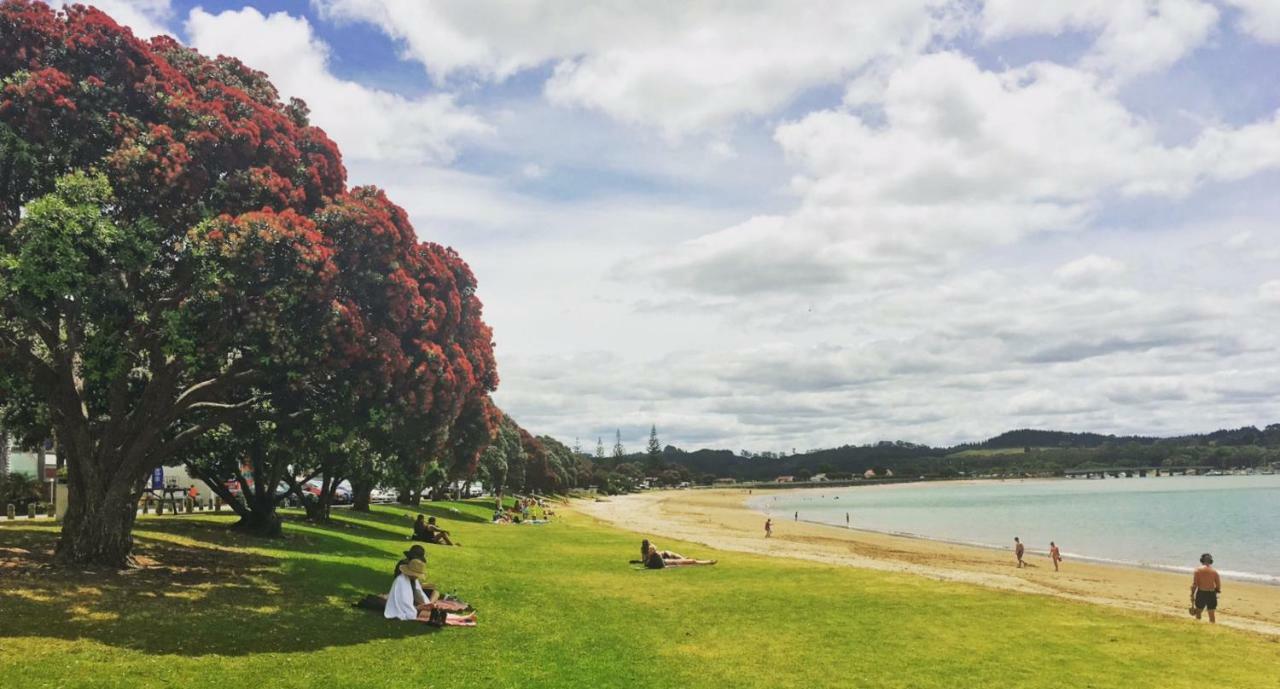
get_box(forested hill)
[589,424,1280,484]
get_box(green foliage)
[0,471,40,507]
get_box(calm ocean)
[749,475,1280,583]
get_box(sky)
[86,0,1280,452]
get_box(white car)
[369,487,398,503]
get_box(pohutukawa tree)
[0,2,497,565]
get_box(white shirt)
[384,574,427,621]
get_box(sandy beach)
[575,488,1280,637]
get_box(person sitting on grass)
[394,545,438,597]
[385,558,477,626]
[413,515,459,546]
[644,545,716,569]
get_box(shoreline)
[575,489,1280,637]
[745,475,1280,585]
[778,516,1280,587]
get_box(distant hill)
[969,429,1157,449]
[590,423,1280,482]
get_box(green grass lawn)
[2,501,1277,689]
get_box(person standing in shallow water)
[1014,537,1025,568]
[1049,542,1062,572]
[1191,553,1222,624]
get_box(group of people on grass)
[491,496,552,524]
[412,515,458,546]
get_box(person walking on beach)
[1014,537,1025,568]
[1049,542,1061,572]
[845,512,850,528]
[764,518,773,538]
[1191,553,1222,624]
[794,511,798,522]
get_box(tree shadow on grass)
[0,521,452,657]
[345,503,492,526]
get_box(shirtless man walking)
[1049,541,1062,572]
[1014,537,1025,568]
[1191,553,1222,623]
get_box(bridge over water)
[1063,466,1214,479]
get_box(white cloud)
[311,0,951,136]
[981,0,1219,79]
[1260,280,1280,305]
[184,7,488,163]
[1225,0,1280,42]
[642,53,1280,296]
[86,0,173,38]
[1225,230,1253,248]
[1054,255,1126,285]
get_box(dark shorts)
[1194,590,1218,611]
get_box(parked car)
[369,487,398,503]
[303,478,353,504]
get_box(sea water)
[749,475,1280,583]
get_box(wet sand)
[575,488,1280,637]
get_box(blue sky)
[90,0,1280,451]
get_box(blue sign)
[151,467,164,490]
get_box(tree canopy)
[0,1,496,566]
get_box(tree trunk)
[55,459,144,568]
[233,493,282,537]
[305,475,338,522]
[351,478,373,512]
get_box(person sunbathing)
[640,539,686,561]
[644,545,715,569]
[385,558,476,626]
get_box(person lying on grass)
[413,515,459,546]
[644,545,716,569]
[385,558,477,626]
[638,538,686,562]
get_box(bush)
[0,472,42,510]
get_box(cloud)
[981,0,1219,79]
[1054,254,1126,285]
[1224,0,1280,43]
[1260,280,1280,305]
[184,7,488,163]
[311,0,951,136]
[640,53,1280,297]
[87,0,173,38]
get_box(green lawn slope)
[2,501,1277,689]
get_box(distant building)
[810,473,828,482]
[713,478,737,485]
[775,475,795,483]
[863,469,877,479]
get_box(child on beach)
[1014,537,1025,568]
[1191,553,1221,623]
[1049,542,1061,571]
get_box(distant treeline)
[587,424,1280,484]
